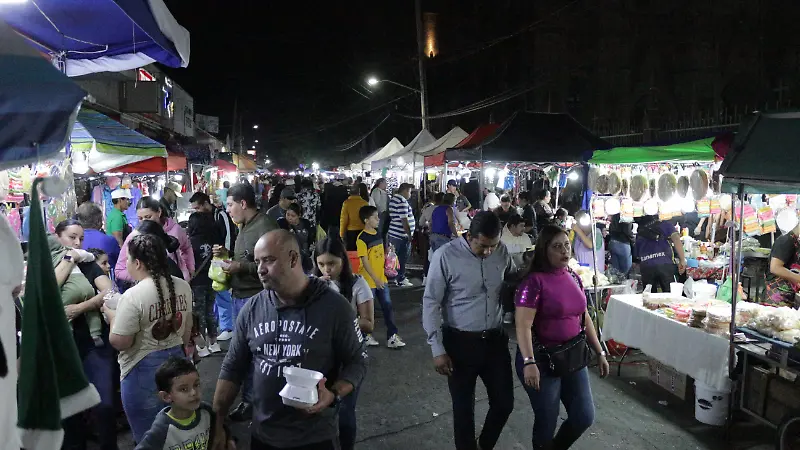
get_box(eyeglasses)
[550,242,571,252]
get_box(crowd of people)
[12,174,670,450]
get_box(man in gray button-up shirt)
[422,211,516,450]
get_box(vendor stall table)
[603,294,732,391]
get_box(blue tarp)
[0,0,189,76]
[0,19,85,169]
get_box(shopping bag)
[316,224,327,243]
[208,258,230,292]
[384,244,399,278]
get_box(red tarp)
[112,152,186,173]
[214,159,237,172]
[424,123,500,166]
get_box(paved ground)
[115,282,777,450]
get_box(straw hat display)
[657,173,678,202]
[595,174,610,194]
[630,175,648,202]
[649,178,656,199]
[677,175,690,198]
[607,172,622,195]
[588,166,600,192]
[690,169,709,199]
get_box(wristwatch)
[597,351,607,357]
[523,356,536,366]
[63,254,73,263]
[330,394,343,408]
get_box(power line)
[431,0,584,67]
[261,93,414,143]
[331,113,392,152]
[397,82,547,120]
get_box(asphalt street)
[115,283,776,450]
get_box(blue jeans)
[121,346,185,443]
[215,289,234,332]
[339,383,362,450]
[63,344,118,450]
[608,239,632,276]
[515,350,595,448]
[389,235,411,282]
[430,234,451,255]
[232,295,254,402]
[372,287,398,340]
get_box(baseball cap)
[111,188,132,200]
[281,187,296,199]
[447,179,458,187]
[166,181,183,197]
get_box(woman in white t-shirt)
[314,236,373,450]
[103,233,193,443]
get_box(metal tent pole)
[728,186,745,378]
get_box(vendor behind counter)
[764,218,800,308]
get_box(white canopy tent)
[351,137,404,173]
[416,126,469,165]
[371,130,435,172]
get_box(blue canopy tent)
[0,19,86,169]
[0,0,190,76]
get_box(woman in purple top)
[634,215,686,293]
[514,225,609,449]
[429,193,458,254]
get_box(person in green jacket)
[212,182,277,422]
[106,188,131,247]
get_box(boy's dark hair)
[500,195,511,203]
[189,192,211,205]
[223,181,230,188]
[433,192,445,204]
[507,214,524,227]
[155,356,198,392]
[86,248,106,259]
[228,183,257,208]
[286,202,303,216]
[359,205,378,223]
[469,211,502,239]
[555,208,568,218]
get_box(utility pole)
[231,96,239,154]
[415,0,429,130]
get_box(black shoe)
[228,402,252,422]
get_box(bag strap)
[566,269,587,332]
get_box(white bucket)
[670,282,684,296]
[694,381,729,426]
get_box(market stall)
[0,19,86,169]
[718,111,800,441]
[2,0,190,77]
[350,137,404,179]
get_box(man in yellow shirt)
[340,184,368,251]
[357,205,406,349]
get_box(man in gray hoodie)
[212,230,368,450]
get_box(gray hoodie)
[219,277,368,447]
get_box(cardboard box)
[744,366,772,417]
[648,360,688,400]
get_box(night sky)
[163,1,546,169]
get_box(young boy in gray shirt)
[136,356,234,450]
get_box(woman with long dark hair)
[514,225,609,449]
[53,219,119,450]
[115,197,194,285]
[313,236,374,450]
[104,233,193,443]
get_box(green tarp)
[589,138,715,164]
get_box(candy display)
[739,303,800,345]
[568,258,609,287]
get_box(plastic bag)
[384,244,398,278]
[209,258,230,292]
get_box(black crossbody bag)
[532,270,591,377]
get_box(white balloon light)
[719,195,732,211]
[644,198,659,216]
[604,198,621,215]
[776,208,799,234]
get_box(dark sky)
[164,1,432,167]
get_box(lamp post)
[367,77,427,130]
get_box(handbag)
[532,270,591,377]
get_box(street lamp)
[254,139,259,143]
[253,124,259,129]
[312,162,320,171]
[366,75,426,129]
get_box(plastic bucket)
[694,381,729,426]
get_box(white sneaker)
[208,342,222,354]
[365,334,379,346]
[197,346,211,358]
[398,279,414,287]
[422,276,427,286]
[217,331,232,341]
[503,312,514,324]
[388,334,406,349]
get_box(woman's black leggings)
[640,263,676,293]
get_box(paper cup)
[670,282,684,296]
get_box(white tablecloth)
[602,294,732,391]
